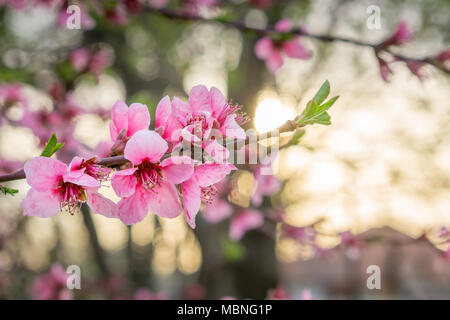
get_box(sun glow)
[254,97,296,133]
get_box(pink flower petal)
[24,157,66,192]
[181,179,201,228]
[210,87,227,119]
[220,114,246,139]
[254,37,274,59]
[274,19,292,32]
[63,173,100,188]
[229,210,264,241]
[67,156,85,178]
[172,96,191,124]
[161,156,194,184]
[282,38,310,59]
[124,130,168,165]
[203,198,233,223]
[155,96,171,130]
[194,163,236,188]
[110,100,129,142]
[111,168,138,198]
[203,140,230,163]
[118,185,151,225]
[127,103,150,137]
[147,181,182,218]
[266,51,283,73]
[21,188,61,218]
[87,192,118,218]
[189,85,211,116]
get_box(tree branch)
[147,7,450,75]
[0,117,306,183]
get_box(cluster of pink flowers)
[254,19,311,73]
[376,21,449,82]
[21,85,247,229]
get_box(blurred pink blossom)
[251,164,281,206]
[229,209,264,241]
[254,19,310,73]
[383,21,412,47]
[29,264,73,300]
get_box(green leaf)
[297,81,339,127]
[319,96,339,112]
[222,238,246,262]
[1,186,19,196]
[40,134,64,157]
[312,80,330,105]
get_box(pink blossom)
[251,164,281,206]
[89,48,113,79]
[70,48,90,72]
[202,179,233,223]
[19,94,83,161]
[181,163,236,228]
[377,57,393,82]
[254,19,310,73]
[0,82,27,109]
[406,60,428,81]
[383,21,412,47]
[21,156,117,218]
[29,264,73,300]
[229,209,264,241]
[203,198,233,223]
[111,130,194,225]
[155,85,247,163]
[109,100,150,154]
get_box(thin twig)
[0,117,304,183]
[147,7,450,75]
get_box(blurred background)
[0,0,450,299]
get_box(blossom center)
[200,185,218,204]
[81,158,111,182]
[58,181,86,215]
[135,160,163,190]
